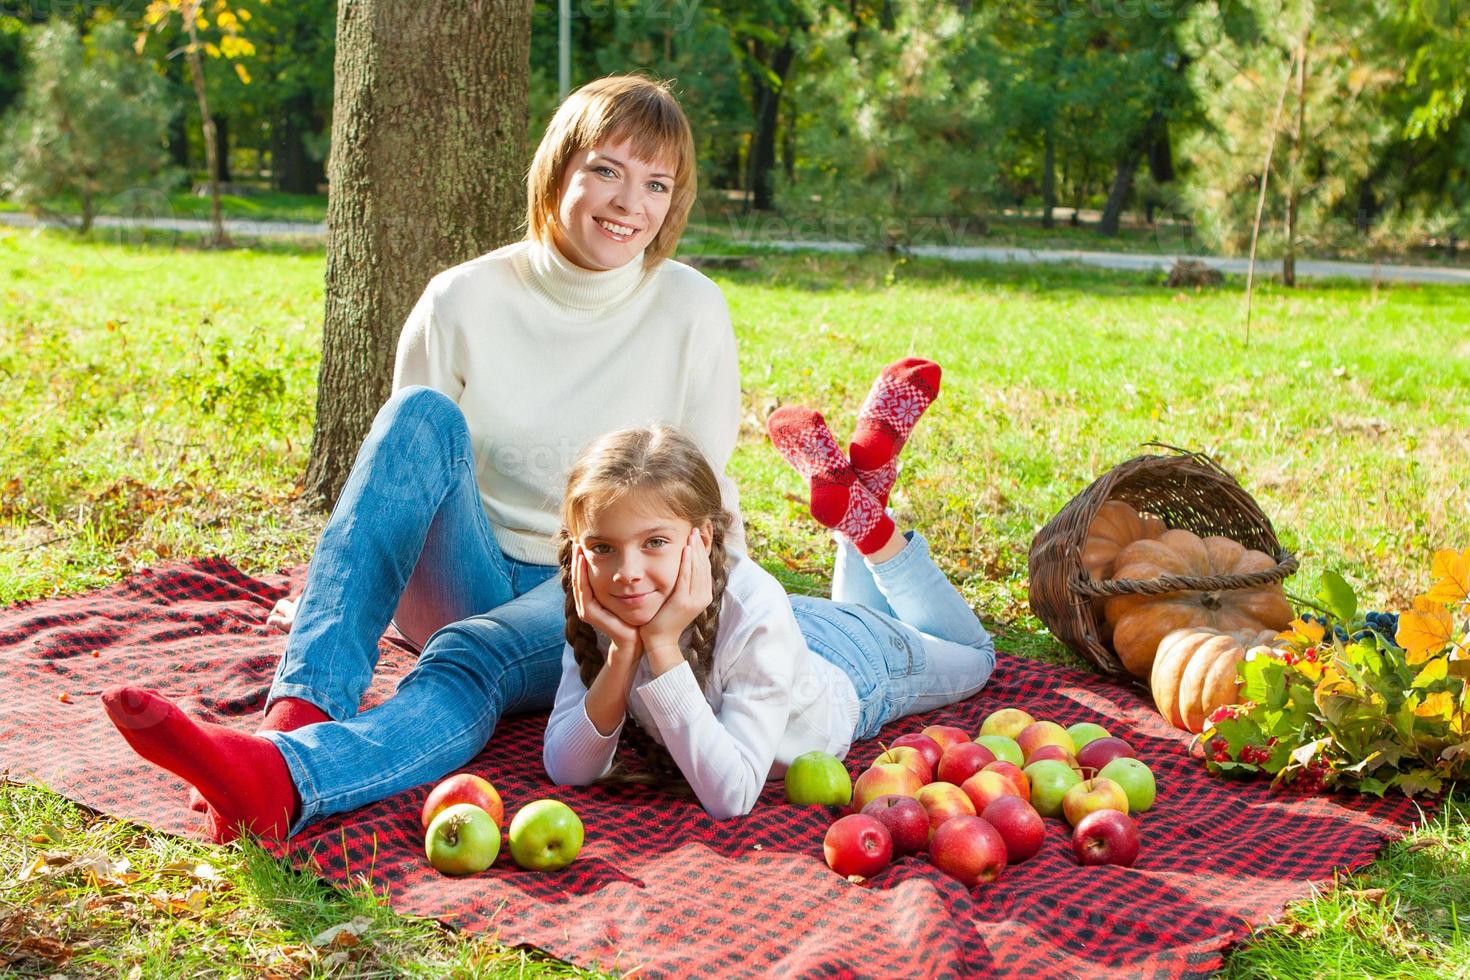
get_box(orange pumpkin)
[1081,500,1167,581]
[1103,529,1294,677]
[1151,627,1279,732]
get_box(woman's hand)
[640,528,713,673]
[572,545,641,664]
[266,594,299,632]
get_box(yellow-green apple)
[1065,722,1111,751]
[1098,757,1156,812]
[785,750,853,805]
[936,741,997,786]
[975,734,1024,768]
[425,802,501,876]
[1017,721,1076,761]
[860,794,929,857]
[422,773,504,830]
[921,724,972,753]
[927,815,1008,886]
[914,781,976,838]
[873,745,933,784]
[980,795,1046,863]
[823,813,893,877]
[1075,737,1137,776]
[507,799,584,871]
[1024,759,1083,818]
[1027,744,1082,773]
[1061,777,1130,826]
[959,770,1019,814]
[979,708,1035,740]
[851,763,924,812]
[890,732,944,773]
[1071,809,1140,867]
[980,761,1030,802]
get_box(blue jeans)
[793,532,995,741]
[263,387,564,835]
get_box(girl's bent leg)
[271,386,516,721]
[264,575,566,834]
[860,530,987,648]
[830,534,893,615]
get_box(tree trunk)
[213,114,232,183]
[744,38,795,212]
[1098,147,1141,238]
[272,92,327,193]
[182,0,228,248]
[303,0,531,508]
[1041,126,1056,229]
[1283,35,1308,288]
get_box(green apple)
[1065,722,1112,751]
[1024,759,1082,818]
[508,799,584,871]
[975,734,1024,768]
[1099,757,1157,812]
[785,750,853,805]
[425,802,501,876]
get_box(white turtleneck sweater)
[393,239,744,565]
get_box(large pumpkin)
[1081,499,1167,581]
[1151,627,1278,732]
[1103,528,1293,677]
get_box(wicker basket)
[1027,447,1298,678]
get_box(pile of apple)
[786,709,1157,887]
[421,773,585,877]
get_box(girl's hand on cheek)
[572,547,641,662]
[640,528,713,661]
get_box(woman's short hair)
[525,75,697,266]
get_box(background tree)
[303,0,532,507]
[0,18,178,232]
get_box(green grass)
[3,225,1469,974]
[0,186,329,225]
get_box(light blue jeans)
[793,531,995,741]
[263,386,565,835]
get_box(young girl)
[101,75,745,842]
[544,359,995,819]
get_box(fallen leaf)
[310,915,371,948]
[1344,887,1389,904]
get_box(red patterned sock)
[767,406,895,554]
[849,357,942,473]
[190,696,328,811]
[102,686,298,843]
[853,457,900,507]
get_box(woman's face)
[552,137,676,271]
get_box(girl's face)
[577,492,708,628]
[552,136,676,271]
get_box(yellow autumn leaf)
[220,36,254,58]
[1398,596,1453,662]
[234,62,251,84]
[1425,547,1470,611]
[1414,689,1455,720]
[204,42,221,57]
[1289,618,1326,644]
[237,8,251,20]
[216,10,237,30]
[1413,656,1449,687]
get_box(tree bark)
[744,38,795,212]
[181,0,228,248]
[1283,35,1308,288]
[212,114,232,183]
[1041,126,1056,229]
[271,92,327,193]
[303,0,532,508]
[1098,145,1141,238]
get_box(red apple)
[1016,721,1075,762]
[824,813,894,877]
[936,741,997,786]
[914,781,976,838]
[928,815,1008,886]
[980,795,1046,864]
[873,745,933,784]
[959,770,1020,814]
[851,762,924,812]
[1027,744,1082,772]
[1075,736,1137,777]
[921,724,972,753]
[979,707,1035,740]
[861,794,929,857]
[1071,809,1140,867]
[1061,776,1131,826]
[980,761,1030,802]
[421,773,504,830]
[890,732,944,773]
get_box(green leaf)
[1412,656,1449,688]
[1317,570,1358,624]
[1393,770,1443,796]
[1357,776,1388,796]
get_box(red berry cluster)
[1237,738,1278,766]
[1289,757,1331,794]
[1207,737,1232,763]
[1280,645,1322,667]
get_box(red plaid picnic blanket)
[0,558,1426,977]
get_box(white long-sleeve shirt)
[393,239,745,565]
[542,554,862,819]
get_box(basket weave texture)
[1028,448,1299,678]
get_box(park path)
[5,210,1469,285]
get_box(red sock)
[853,457,899,507]
[102,685,298,842]
[768,406,894,554]
[190,696,328,812]
[849,357,942,473]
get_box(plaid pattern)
[1,558,1427,978]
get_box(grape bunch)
[1364,610,1399,636]
[1299,611,1350,644]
